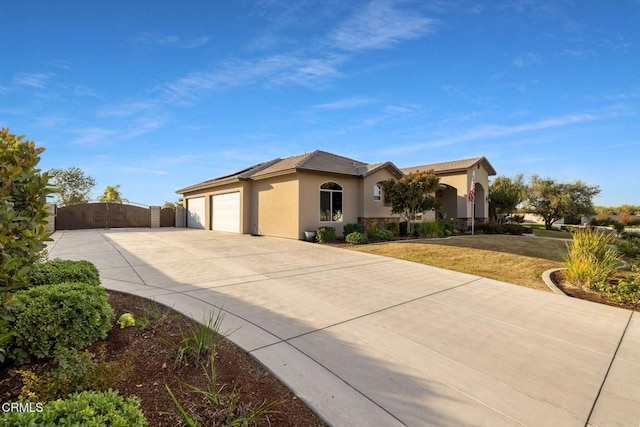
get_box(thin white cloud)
[513,53,541,68]
[12,72,55,88]
[380,113,600,155]
[330,0,437,51]
[135,32,211,49]
[113,166,169,176]
[313,97,377,110]
[70,128,119,146]
[160,54,345,101]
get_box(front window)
[373,184,381,201]
[320,182,343,222]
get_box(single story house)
[176,150,496,240]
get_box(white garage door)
[211,192,240,233]
[186,197,205,229]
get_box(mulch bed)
[0,290,328,426]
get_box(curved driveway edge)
[47,229,639,427]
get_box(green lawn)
[350,235,567,292]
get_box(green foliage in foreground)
[0,390,148,426]
[564,228,621,289]
[27,259,100,287]
[11,282,113,362]
[316,226,336,243]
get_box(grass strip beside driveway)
[350,236,567,292]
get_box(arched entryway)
[436,184,458,220]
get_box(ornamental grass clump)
[564,228,621,290]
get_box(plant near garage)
[315,226,336,243]
[162,310,227,368]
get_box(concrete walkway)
[46,229,639,426]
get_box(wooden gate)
[160,208,175,227]
[55,203,151,230]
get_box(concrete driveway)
[46,229,639,426]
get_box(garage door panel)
[211,192,240,233]
[187,197,205,229]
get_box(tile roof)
[401,156,496,175]
[177,151,493,194]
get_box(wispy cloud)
[70,127,119,146]
[380,112,600,155]
[135,32,211,49]
[12,72,55,89]
[160,54,345,101]
[513,53,541,68]
[112,166,169,175]
[313,96,377,110]
[330,0,437,51]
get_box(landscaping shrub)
[11,282,114,361]
[316,226,336,243]
[17,347,131,401]
[474,223,503,234]
[0,390,148,426]
[399,221,408,237]
[343,223,364,236]
[415,221,443,238]
[27,259,100,287]
[367,222,394,241]
[345,232,368,245]
[617,239,640,258]
[596,276,640,308]
[502,224,526,235]
[611,221,625,234]
[385,222,400,236]
[564,228,622,290]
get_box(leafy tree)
[489,174,525,223]
[380,171,440,235]
[49,167,96,206]
[162,198,182,209]
[98,185,128,204]
[524,175,600,229]
[0,128,53,360]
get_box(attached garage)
[186,197,205,229]
[211,192,240,233]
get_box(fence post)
[45,204,56,233]
[150,206,161,228]
[175,206,186,228]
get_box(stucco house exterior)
[176,150,496,240]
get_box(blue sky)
[2,1,639,206]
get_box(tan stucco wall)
[251,175,299,239]
[182,181,250,232]
[359,170,397,218]
[437,165,490,219]
[298,172,359,238]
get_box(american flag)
[468,171,476,202]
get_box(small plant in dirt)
[167,354,280,426]
[163,310,227,368]
[117,312,136,328]
[0,389,148,426]
[564,228,622,289]
[16,347,132,401]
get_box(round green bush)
[316,226,336,243]
[12,282,114,361]
[0,390,148,426]
[27,259,100,287]
[346,232,368,245]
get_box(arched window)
[320,182,343,222]
[373,184,382,201]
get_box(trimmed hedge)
[27,259,100,287]
[346,232,368,245]
[343,223,364,236]
[0,390,148,426]
[11,282,114,361]
[316,226,336,243]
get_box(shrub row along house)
[176,150,496,240]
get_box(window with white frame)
[373,184,382,201]
[320,182,343,222]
